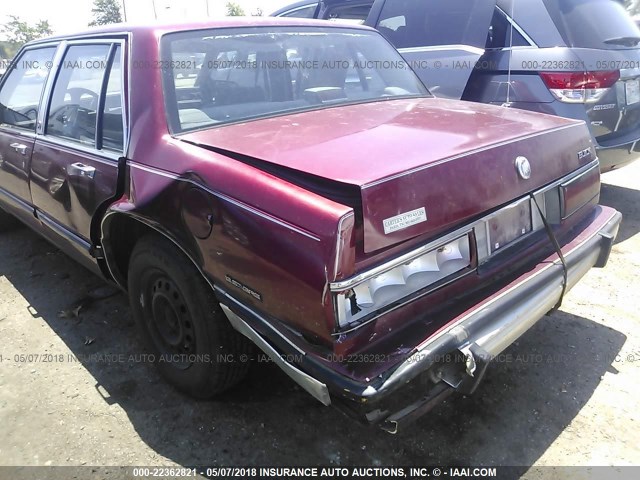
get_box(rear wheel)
[0,207,21,232]
[128,234,252,398]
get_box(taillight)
[540,70,620,103]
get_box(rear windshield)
[543,0,640,49]
[161,26,427,133]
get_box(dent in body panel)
[105,161,350,343]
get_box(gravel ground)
[0,162,638,478]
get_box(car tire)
[0,207,21,232]
[128,234,253,398]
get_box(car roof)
[26,16,374,45]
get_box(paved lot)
[0,162,638,475]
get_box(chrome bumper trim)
[220,304,332,406]
[365,208,621,399]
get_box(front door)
[0,47,56,219]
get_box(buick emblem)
[515,156,531,180]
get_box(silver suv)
[273,0,640,171]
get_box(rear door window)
[542,0,640,50]
[46,44,111,147]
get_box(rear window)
[161,26,427,133]
[543,0,640,49]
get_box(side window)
[281,4,318,18]
[101,46,124,152]
[0,47,56,131]
[486,9,530,49]
[376,0,494,49]
[326,3,373,24]
[47,44,110,147]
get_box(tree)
[226,2,246,16]
[0,15,53,50]
[89,0,123,27]
[624,0,640,16]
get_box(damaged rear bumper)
[219,206,621,432]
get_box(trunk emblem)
[515,156,532,180]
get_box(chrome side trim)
[34,137,121,164]
[495,6,539,48]
[28,32,132,46]
[215,287,305,355]
[0,126,36,139]
[219,304,331,406]
[37,210,92,249]
[37,41,67,135]
[399,44,485,56]
[128,162,322,242]
[0,186,35,213]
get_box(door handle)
[9,143,27,155]
[67,162,96,179]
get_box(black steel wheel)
[128,234,253,398]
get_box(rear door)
[30,41,125,250]
[0,47,56,219]
[366,0,496,98]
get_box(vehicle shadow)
[599,181,640,245]
[0,227,627,469]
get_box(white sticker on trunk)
[383,207,427,234]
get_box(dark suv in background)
[273,0,640,171]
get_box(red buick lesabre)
[0,18,621,432]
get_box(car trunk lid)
[180,98,594,252]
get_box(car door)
[30,41,125,254]
[0,46,57,221]
[366,0,497,99]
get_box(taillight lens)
[540,70,620,103]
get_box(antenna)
[502,0,515,107]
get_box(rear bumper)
[220,205,621,431]
[597,138,640,172]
